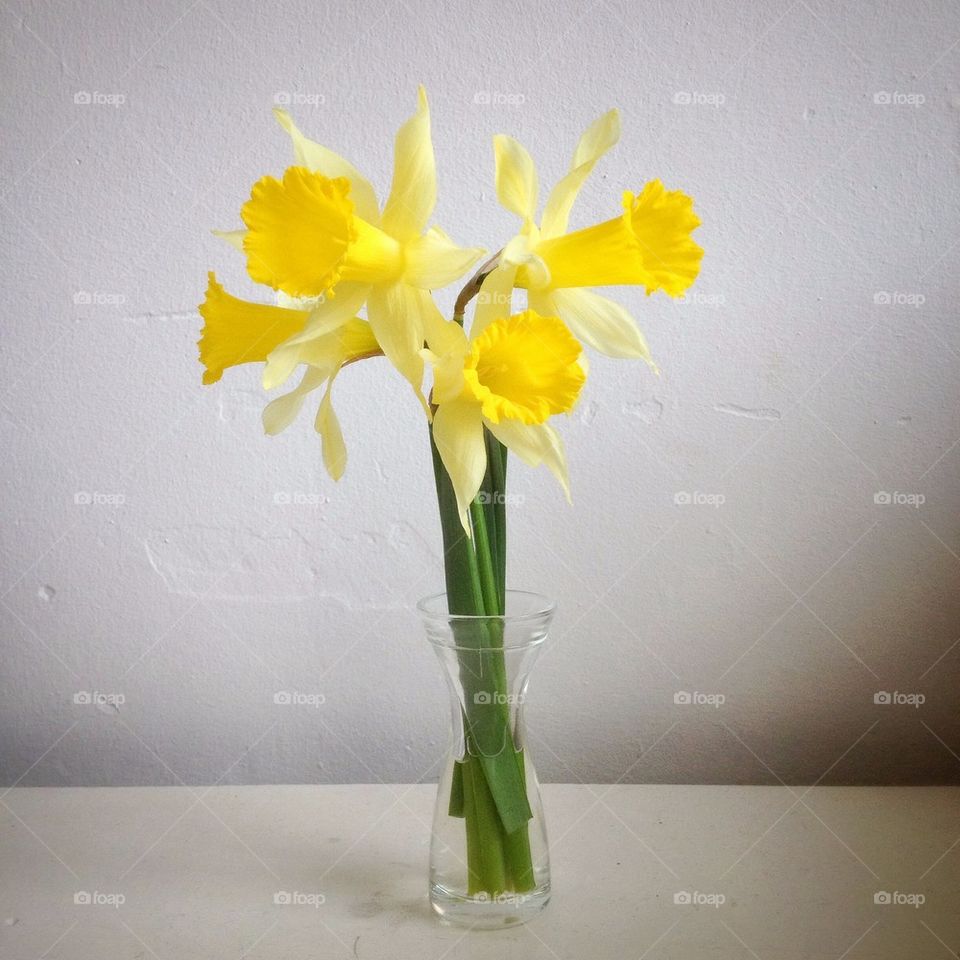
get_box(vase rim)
[417,589,556,627]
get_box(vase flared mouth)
[417,590,557,649]
[418,590,556,650]
[417,590,556,637]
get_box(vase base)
[429,881,550,928]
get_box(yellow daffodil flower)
[200,86,484,404]
[478,110,703,365]
[198,273,380,479]
[425,292,586,530]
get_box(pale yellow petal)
[365,282,428,411]
[544,287,655,365]
[403,226,484,288]
[470,262,517,339]
[263,345,318,391]
[425,314,469,357]
[540,110,620,239]
[493,134,538,223]
[381,86,435,242]
[315,371,347,480]
[292,317,380,372]
[332,317,380,363]
[262,367,327,435]
[486,420,571,502]
[572,109,620,169]
[262,284,369,389]
[278,284,370,348]
[419,288,465,357]
[423,317,469,404]
[422,294,469,406]
[273,108,380,223]
[212,229,246,252]
[502,233,551,290]
[262,319,378,440]
[432,398,486,531]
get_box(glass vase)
[419,590,553,927]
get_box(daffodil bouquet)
[198,88,702,917]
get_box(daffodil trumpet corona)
[196,92,703,904]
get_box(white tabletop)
[1,785,957,958]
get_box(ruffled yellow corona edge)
[198,90,703,527]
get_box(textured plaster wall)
[1,0,959,787]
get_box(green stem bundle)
[429,425,534,896]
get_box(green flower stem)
[465,484,530,836]
[429,425,483,616]
[429,425,507,893]
[462,753,507,895]
[460,758,483,891]
[429,424,535,896]
[478,461,501,613]
[470,481,534,892]
[501,750,534,892]
[468,498,499,616]
[484,432,508,608]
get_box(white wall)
[2,0,958,787]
